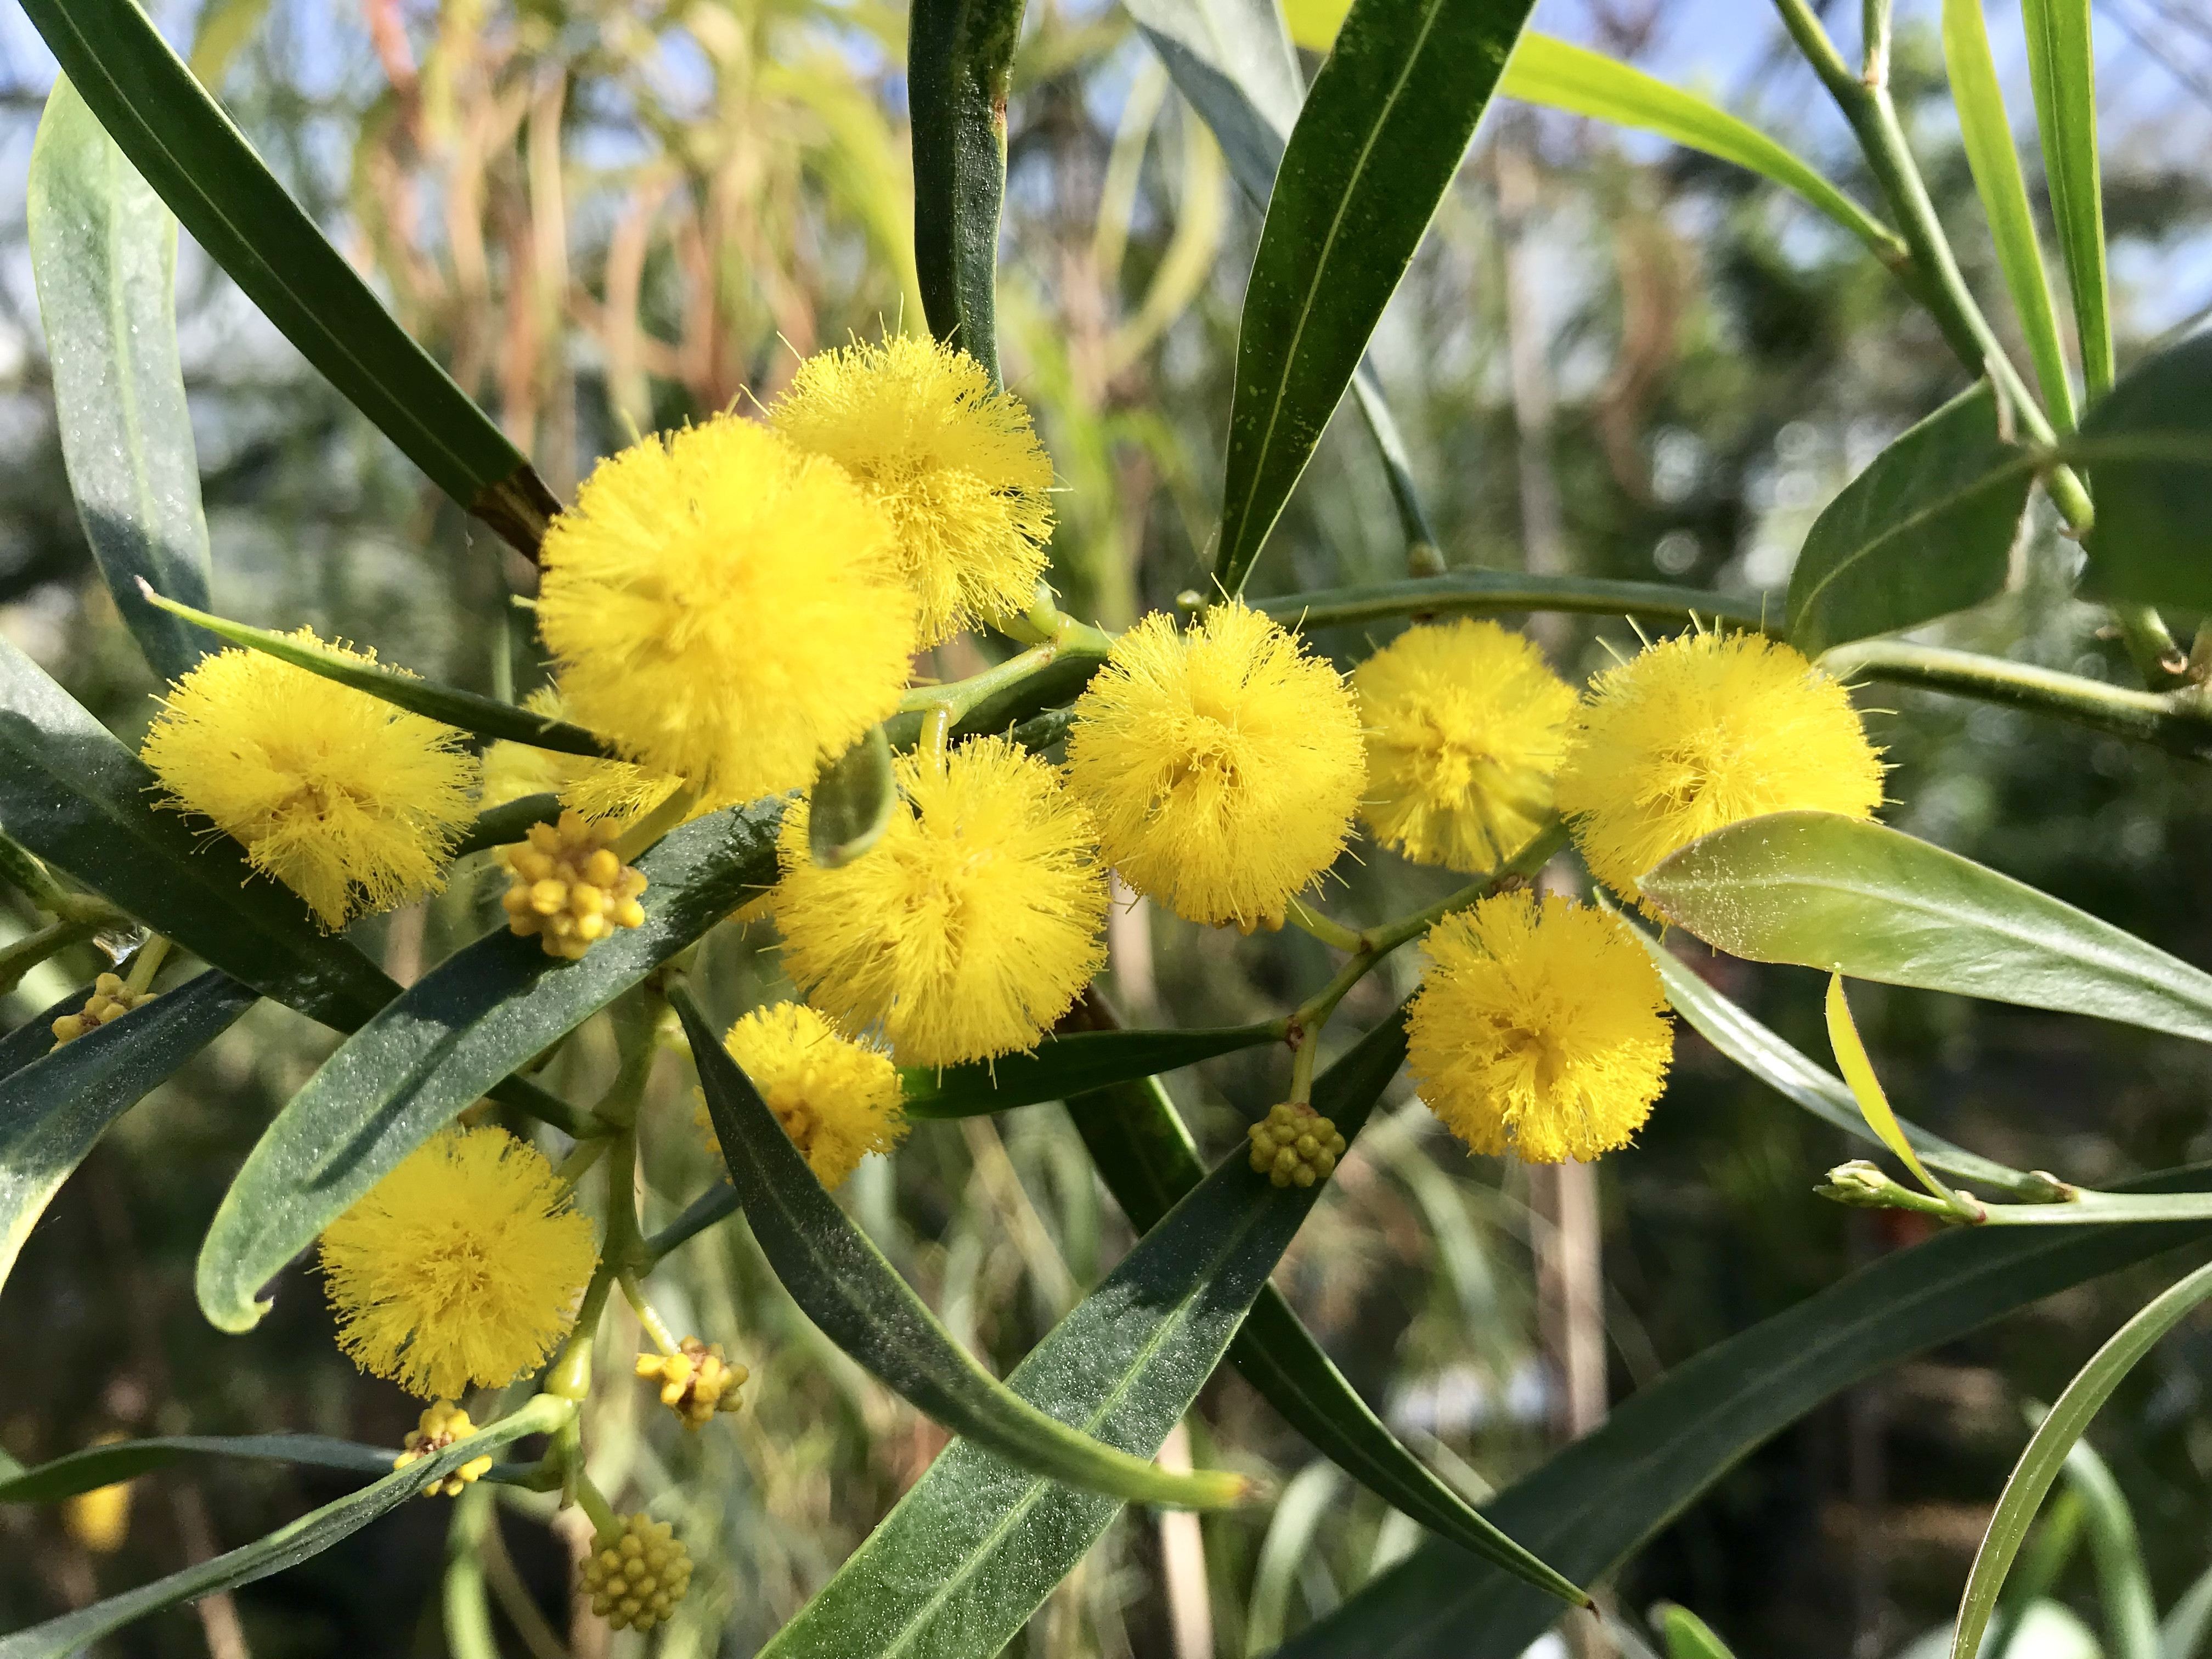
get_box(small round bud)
[1249,1103,1346,1188]
[498,810,649,961]
[579,1513,693,1631]
[636,1336,750,1430]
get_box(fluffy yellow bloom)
[1353,619,1575,872]
[479,687,680,827]
[693,1002,907,1189]
[139,637,478,930]
[1407,889,1673,1164]
[1554,631,1884,905]
[537,415,916,805]
[775,738,1108,1066]
[1064,602,1364,932]
[770,334,1054,646]
[319,1126,597,1400]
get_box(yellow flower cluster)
[392,1400,494,1498]
[49,972,156,1047]
[636,1337,749,1430]
[695,1002,909,1188]
[581,1514,693,1632]
[497,810,650,960]
[318,1126,597,1400]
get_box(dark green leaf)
[1213,0,1536,594]
[755,1010,1572,1658]
[451,793,564,861]
[2070,332,2212,613]
[1786,383,2034,656]
[0,968,255,1295]
[0,1395,567,1659]
[1259,572,1769,636]
[26,76,215,682]
[1270,1164,2212,1659]
[1617,912,2055,1200]
[678,985,1246,1509]
[901,1020,1283,1119]
[1064,1051,1587,1602]
[808,726,896,870]
[909,0,1025,383]
[1638,812,2212,1046]
[16,0,557,557]
[0,985,99,1083]
[2019,0,2111,400]
[139,588,616,757]
[0,1432,440,1503]
[195,804,782,1333]
[0,633,394,1030]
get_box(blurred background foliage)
[2,0,2212,1655]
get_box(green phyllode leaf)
[1940,0,2076,429]
[194,803,782,1334]
[1949,1259,2212,1659]
[909,0,1026,385]
[26,76,216,683]
[1500,34,1905,268]
[1270,1164,2212,1658]
[0,1431,537,1505]
[675,986,1248,1511]
[1655,1603,1741,1659]
[1785,381,2035,658]
[1825,973,1965,1209]
[2018,0,2111,400]
[0,969,257,1297]
[1065,1060,1589,1602]
[1639,812,2212,1047]
[1211,0,1535,594]
[2070,331,2212,614]
[15,0,559,556]
[807,725,898,870]
[0,1395,569,1659]
[900,1020,1284,1119]
[139,587,616,758]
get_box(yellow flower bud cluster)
[498,810,648,961]
[1248,1103,1347,1189]
[635,1336,749,1430]
[391,1400,494,1498]
[50,974,156,1048]
[580,1513,693,1632]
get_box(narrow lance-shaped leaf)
[140,584,616,758]
[754,1009,1583,1659]
[0,1431,543,1504]
[1639,811,2212,1047]
[1825,974,1964,1208]
[0,968,256,1299]
[808,725,896,870]
[2069,331,2212,615]
[1656,1605,1742,1659]
[674,985,1249,1512]
[1211,0,1534,594]
[1785,381,2034,658]
[26,76,215,682]
[1949,1258,2212,1659]
[1271,1163,2212,1659]
[2019,0,2111,400]
[909,0,1026,384]
[0,1395,569,1659]
[1500,34,1905,268]
[15,0,559,556]
[901,1019,1284,1119]
[195,804,782,1333]
[1941,0,2076,429]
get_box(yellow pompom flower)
[536,415,917,805]
[775,737,1108,1067]
[1353,619,1575,872]
[1407,889,1673,1164]
[139,637,479,930]
[770,334,1054,646]
[693,1002,907,1189]
[479,687,680,828]
[1064,602,1364,932]
[319,1125,598,1400]
[1554,630,1884,905]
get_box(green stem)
[546,1268,617,1401]
[0,917,101,998]
[619,1271,680,1355]
[1283,895,1365,954]
[572,1472,620,1540]
[1861,0,1891,83]
[452,792,564,859]
[0,832,69,913]
[886,606,1120,752]
[123,934,171,996]
[555,1136,611,1186]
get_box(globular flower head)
[775,737,1108,1067]
[693,1001,907,1189]
[480,687,681,829]
[1554,630,1884,906]
[1353,619,1575,872]
[498,809,650,961]
[635,1336,748,1430]
[1407,889,1673,1164]
[536,415,917,805]
[1247,1103,1347,1188]
[319,1126,598,1400]
[140,637,479,930]
[770,333,1054,646]
[582,1514,693,1632]
[1064,602,1365,932]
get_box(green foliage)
[902,1020,1286,1119]
[807,725,899,870]
[2073,333,2212,613]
